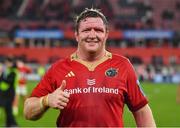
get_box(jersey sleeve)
[124,60,148,112]
[31,65,56,97]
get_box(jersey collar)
[70,51,112,61]
[70,51,112,71]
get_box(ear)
[105,30,109,40]
[75,31,79,42]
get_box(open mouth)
[86,41,98,46]
[85,38,100,43]
[86,41,97,43]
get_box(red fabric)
[18,66,31,85]
[31,53,148,127]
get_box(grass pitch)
[0,81,179,127]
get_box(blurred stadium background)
[0,0,180,127]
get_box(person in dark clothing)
[0,57,18,127]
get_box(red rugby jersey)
[31,52,148,127]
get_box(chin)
[87,50,96,53]
[86,49,98,54]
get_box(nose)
[88,29,96,39]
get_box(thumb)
[59,80,66,90]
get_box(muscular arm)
[24,80,70,120]
[24,97,48,120]
[133,104,156,127]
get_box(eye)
[82,28,91,33]
[95,28,104,33]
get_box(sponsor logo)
[64,86,118,95]
[63,72,119,95]
[65,71,75,77]
[105,68,118,77]
[87,79,96,86]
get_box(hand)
[48,80,70,109]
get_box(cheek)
[76,32,86,41]
[99,34,107,42]
[79,34,87,41]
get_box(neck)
[76,49,106,62]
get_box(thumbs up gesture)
[48,80,70,109]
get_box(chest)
[54,62,128,104]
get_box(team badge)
[105,68,118,77]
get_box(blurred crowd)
[0,0,180,31]
[0,0,179,48]
[0,55,46,126]
[0,55,179,84]
[0,0,179,47]
[0,0,179,84]
[135,64,179,83]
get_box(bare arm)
[24,97,48,120]
[24,80,70,120]
[133,104,156,127]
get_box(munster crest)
[105,68,118,77]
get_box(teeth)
[86,41,98,43]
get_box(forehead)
[79,17,105,30]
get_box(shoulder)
[48,57,71,71]
[112,53,131,65]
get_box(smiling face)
[75,17,109,55]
